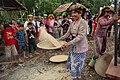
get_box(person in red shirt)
[10,20,20,51]
[2,24,18,62]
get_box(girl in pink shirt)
[47,14,55,34]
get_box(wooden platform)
[106,58,120,80]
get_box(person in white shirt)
[24,14,36,31]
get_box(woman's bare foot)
[24,55,29,59]
[18,58,23,64]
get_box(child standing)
[15,24,28,62]
[52,23,60,39]
[26,22,38,57]
[2,24,18,61]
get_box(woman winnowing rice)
[58,3,89,80]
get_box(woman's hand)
[112,14,118,21]
[61,42,71,48]
[61,42,71,51]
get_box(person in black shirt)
[26,22,38,57]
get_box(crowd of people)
[0,13,74,62]
[0,3,119,80]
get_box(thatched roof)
[0,0,26,11]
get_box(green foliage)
[19,0,36,14]
[0,0,112,22]
[81,0,111,13]
[36,0,61,15]
[20,0,111,15]
[0,11,20,22]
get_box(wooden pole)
[114,0,118,66]
[20,9,23,22]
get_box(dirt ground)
[0,36,114,80]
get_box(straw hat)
[37,27,66,50]
[49,55,68,62]
[68,3,86,11]
[28,14,33,17]
[102,6,114,12]
[95,54,113,77]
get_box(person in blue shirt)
[16,24,28,62]
[61,15,70,35]
[52,23,60,39]
[61,15,71,42]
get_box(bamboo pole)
[114,0,118,66]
